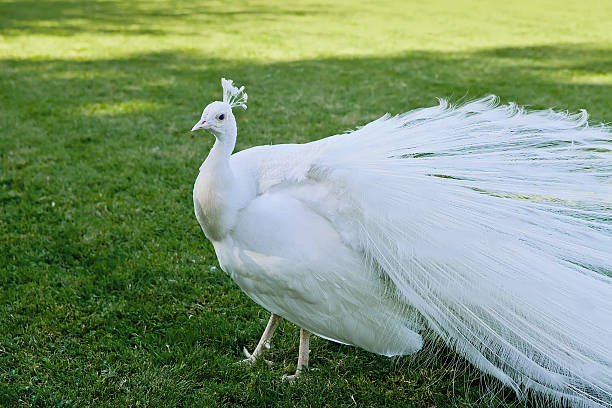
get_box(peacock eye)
[218,114,225,120]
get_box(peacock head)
[191,78,247,139]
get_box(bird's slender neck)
[204,119,237,169]
[194,119,240,241]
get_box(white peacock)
[191,78,612,405]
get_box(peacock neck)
[205,116,236,162]
[194,126,240,242]
[205,136,234,170]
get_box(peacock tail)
[298,96,612,407]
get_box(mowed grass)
[1,0,611,406]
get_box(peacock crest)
[221,78,248,110]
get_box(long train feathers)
[303,96,612,407]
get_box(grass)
[1,0,611,406]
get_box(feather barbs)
[222,78,248,110]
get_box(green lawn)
[1,0,611,406]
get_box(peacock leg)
[241,313,282,366]
[282,328,311,381]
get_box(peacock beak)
[191,119,208,131]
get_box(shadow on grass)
[0,44,611,407]
[1,44,610,161]
[2,43,611,131]
[0,0,323,35]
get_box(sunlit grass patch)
[80,100,165,116]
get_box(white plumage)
[191,79,612,406]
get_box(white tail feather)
[311,96,612,407]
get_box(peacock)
[191,78,612,406]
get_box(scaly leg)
[241,313,282,366]
[282,328,311,381]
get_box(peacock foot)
[281,328,311,382]
[281,373,299,382]
[239,346,273,366]
[237,314,282,367]
[281,367,311,382]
